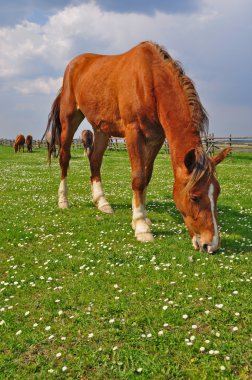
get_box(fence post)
[229,134,232,154]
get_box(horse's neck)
[157,90,202,175]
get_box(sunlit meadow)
[0,145,251,379]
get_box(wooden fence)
[1,135,252,154]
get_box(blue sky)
[0,0,251,139]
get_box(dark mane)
[144,41,209,137]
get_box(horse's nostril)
[202,244,208,252]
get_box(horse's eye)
[191,194,200,203]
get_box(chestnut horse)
[26,135,33,153]
[81,129,93,157]
[45,41,230,253]
[14,134,25,153]
[41,130,59,161]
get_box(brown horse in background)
[14,134,25,153]
[81,129,93,157]
[26,135,33,153]
[41,130,59,162]
[45,41,230,253]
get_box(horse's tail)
[43,89,62,164]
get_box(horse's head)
[173,147,231,253]
[13,143,18,152]
[82,130,94,157]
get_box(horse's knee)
[132,173,145,191]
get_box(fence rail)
[1,135,252,154]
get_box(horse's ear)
[212,147,231,166]
[184,148,196,173]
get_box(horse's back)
[62,42,160,135]
[16,134,25,144]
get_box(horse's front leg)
[89,131,113,214]
[58,107,84,208]
[126,125,154,242]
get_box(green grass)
[0,145,251,379]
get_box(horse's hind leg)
[89,130,113,214]
[58,108,84,208]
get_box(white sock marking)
[58,178,68,207]
[132,194,151,234]
[92,181,110,209]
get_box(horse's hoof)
[136,232,154,242]
[98,204,114,214]
[132,218,151,230]
[58,200,69,209]
[145,218,152,226]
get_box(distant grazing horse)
[41,130,59,161]
[14,134,25,153]
[26,135,33,153]
[45,41,230,253]
[81,129,93,157]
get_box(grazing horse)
[81,129,93,157]
[41,130,59,162]
[14,134,25,153]
[45,41,230,253]
[26,135,33,153]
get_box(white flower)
[24,311,30,316]
[0,320,5,326]
[182,314,188,320]
[137,368,142,373]
[215,304,223,309]
[158,330,164,336]
[16,330,22,336]
[48,335,54,340]
[199,347,205,352]
[45,326,51,331]
[56,352,62,358]
[232,326,238,332]
[48,369,54,373]
[163,305,168,310]
[88,333,94,338]
[191,325,197,329]
[220,366,226,371]
[216,332,221,337]
[62,366,67,372]
[109,319,115,324]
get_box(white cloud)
[14,77,63,94]
[0,0,251,137]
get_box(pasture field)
[0,145,251,379]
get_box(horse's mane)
[142,41,209,137]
